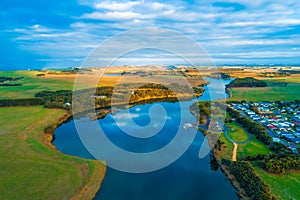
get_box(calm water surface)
[53,78,238,200]
[102,73,121,77]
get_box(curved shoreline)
[49,94,202,199]
[215,154,249,200]
[51,91,207,199]
[44,109,107,200]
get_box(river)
[53,78,238,200]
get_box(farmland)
[0,106,106,199]
[229,80,300,102]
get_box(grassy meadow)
[226,122,250,143]
[229,78,300,102]
[219,121,270,160]
[253,165,300,200]
[0,106,106,199]
[0,70,126,99]
[0,71,74,99]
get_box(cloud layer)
[0,0,300,69]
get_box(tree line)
[0,76,24,86]
[35,90,72,110]
[261,156,300,174]
[1,83,204,110]
[0,98,44,107]
[0,76,24,83]
[221,159,276,200]
[240,153,300,174]
[227,77,267,87]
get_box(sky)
[0,0,300,69]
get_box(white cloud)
[275,19,300,26]
[214,51,300,58]
[8,1,300,65]
[94,1,140,11]
[228,39,295,46]
[150,2,172,10]
[81,11,143,20]
[33,24,40,29]
[220,19,300,28]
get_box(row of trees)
[0,76,24,83]
[125,83,199,104]
[1,83,204,111]
[0,90,72,109]
[227,77,267,87]
[0,98,44,107]
[222,160,276,200]
[189,101,211,125]
[239,152,300,174]
[0,76,24,86]
[0,83,22,86]
[260,156,300,174]
[129,87,176,104]
[35,90,72,109]
[95,86,114,96]
[227,107,272,145]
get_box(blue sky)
[0,0,300,69]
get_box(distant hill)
[227,77,267,87]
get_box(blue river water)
[103,73,122,77]
[53,78,239,200]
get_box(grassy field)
[0,70,209,100]
[218,133,234,160]
[237,139,270,158]
[0,106,106,199]
[253,165,300,200]
[264,76,300,83]
[219,121,270,160]
[226,122,250,143]
[0,70,135,99]
[229,79,300,102]
[0,71,74,99]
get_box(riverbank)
[199,133,248,199]
[216,156,250,200]
[54,96,239,200]
[191,102,270,199]
[46,110,107,199]
[0,106,106,200]
[89,92,206,121]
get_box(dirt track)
[232,143,238,162]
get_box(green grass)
[0,71,74,99]
[229,79,300,102]
[218,133,234,160]
[237,139,270,158]
[0,106,105,200]
[227,122,250,143]
[220,121,270,160]
[253,164,300,200]
[0,70,38,77]
[264,77,300,83]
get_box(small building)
[247,111,256,115]
[272,137,281,143]
[64,102,71,107]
